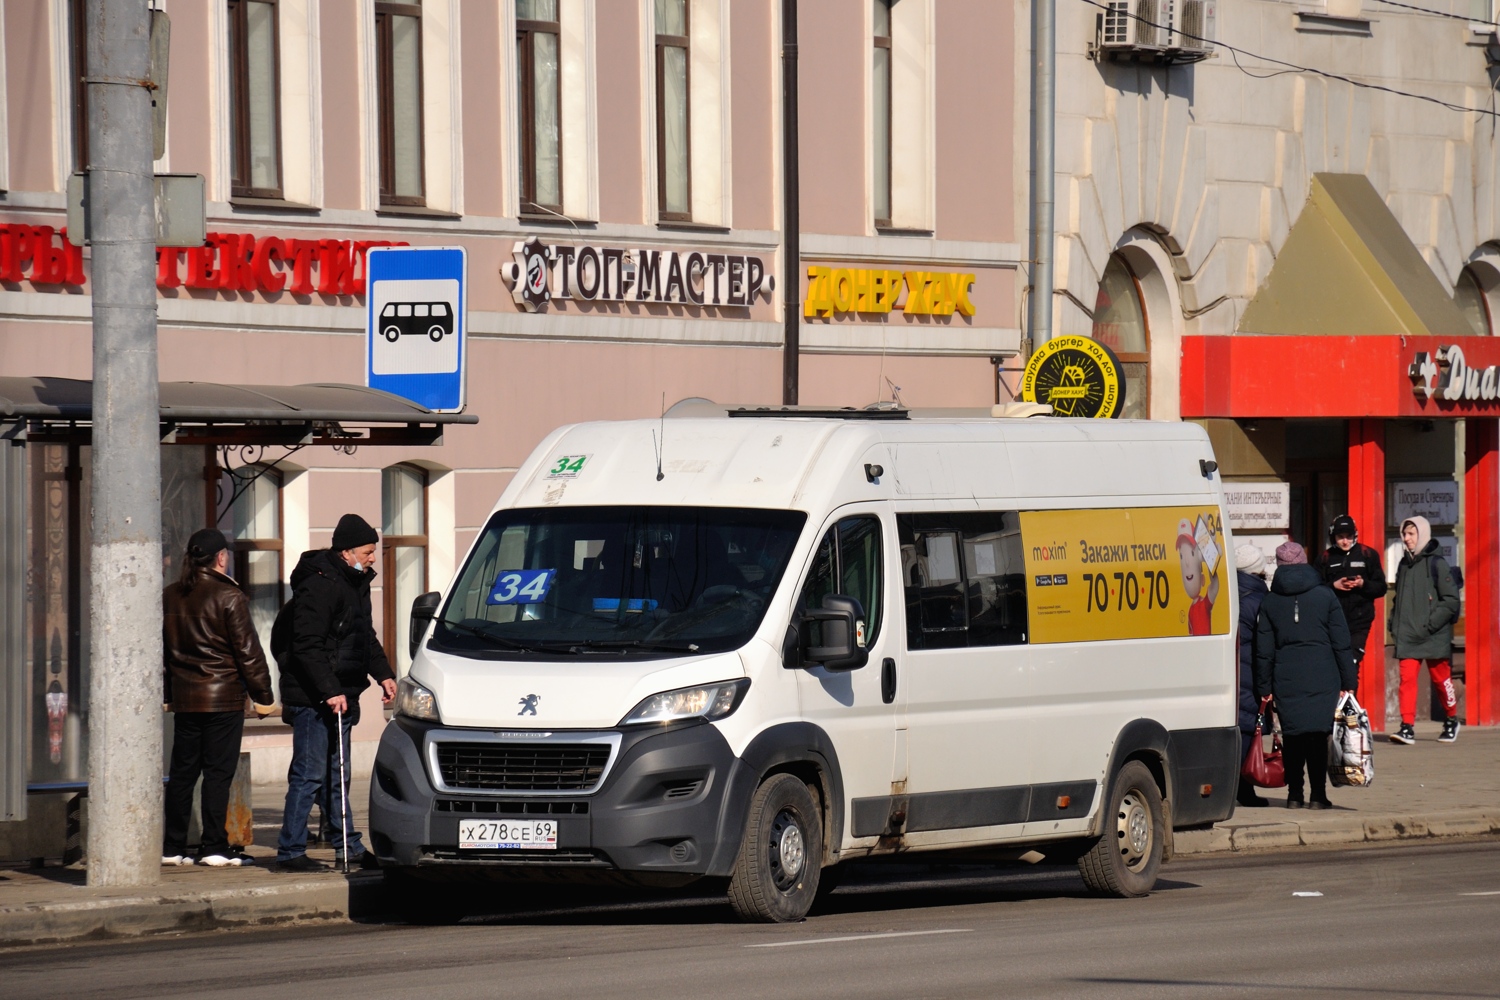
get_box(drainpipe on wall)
[782,0,800,405]
[1028,0,1056,348]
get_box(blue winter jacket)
[1237,570,1268,735]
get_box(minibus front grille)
[434,743,612,792]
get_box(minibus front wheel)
[727,773,824,922]
[1077,760,1164,898]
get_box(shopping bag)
[1328,691,1375,788]
[1242,695,1286,788]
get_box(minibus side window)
[898,512,1027,649]
[796,516,883,651]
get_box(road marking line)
[1292,891,1323,897]
[1461,890,1500,896]
[746,929,972,949]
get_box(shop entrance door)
[1286,420,1351,553]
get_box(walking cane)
[336,703,349,875]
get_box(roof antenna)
[653,392,665,481]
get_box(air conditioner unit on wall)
[1096,0,1211,63]
[1176,0,1216,53]
[1098,0,1170,51]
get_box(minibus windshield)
[432,506,807,659]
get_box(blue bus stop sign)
[365,246,467,412]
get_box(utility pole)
[85,0,163,888]
[781,0,800,405]
[1028,0,1056,348]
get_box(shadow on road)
[366,863,1203,928]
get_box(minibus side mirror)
[409,591,442,659]
[802,594,870,672]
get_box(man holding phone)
[1317,514,1386,686]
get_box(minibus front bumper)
[368,716,755,879]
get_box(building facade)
[0,0,1025,850]
[1050,0,1500,728]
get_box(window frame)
[654,0,692,223]
[872,0,893,229]
[382,464,430,676]
[375,0,426,208]
[1095,253,1152,420]
[227,0,286,200]
[517,3,563,216]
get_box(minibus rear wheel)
[727,773,823,922]
[1077,760,1164,898]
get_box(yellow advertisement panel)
[1019,506,1230,643]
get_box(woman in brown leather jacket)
[161,529,276,866]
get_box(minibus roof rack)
[664,398,1053,420]
[726,405,910,420]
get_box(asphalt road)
[7,840,1499,999]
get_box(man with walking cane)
[272,514,396,872]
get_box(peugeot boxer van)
[370,403,1240,922]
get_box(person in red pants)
[1390,516,1462,745]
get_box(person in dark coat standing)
[1234,543,1271,807]
[162,529,276,867]
[1254,541,1358,809]
[1316,513,1386,686]
[1389,515,1462,745]
[273,514,396,871]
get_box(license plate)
[458,818,559,850]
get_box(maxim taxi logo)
[1031,541,1068,562]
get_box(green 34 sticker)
[545,454,591,479]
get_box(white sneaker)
[161,855,195,866]
[196,853,249,867]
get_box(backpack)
[270,598,296,664]
[1430,557,1464,592]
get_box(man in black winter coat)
[274,514,396,871]
[1316,513,1386,685]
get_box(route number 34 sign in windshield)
[545,454,591,479]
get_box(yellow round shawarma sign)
[1020,335,1126,418]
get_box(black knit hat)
[186,528,228,560]
[331,513,379,551]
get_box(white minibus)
[370,403,1240,922]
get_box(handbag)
[1242,695,1286,788]
[1328,691,1375,787]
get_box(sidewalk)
[2,724,1495,948]
[1175,721,1500,854]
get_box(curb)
[0,873,385,949]
[1174,809,1500,855]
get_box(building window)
[228,0,283,199]
[219,466,284,692]
[382,465,428,677]
[1455,266,1492,336]
[872,0,892,227]
[376,1,425,206]
[655,0,691,221]
[1092,254,1151,420]
[517,0,561,215]
[70,0,88,172]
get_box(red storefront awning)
[1181,335,1500,419]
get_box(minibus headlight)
[620,679,750,726]
[395,677,441,722]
